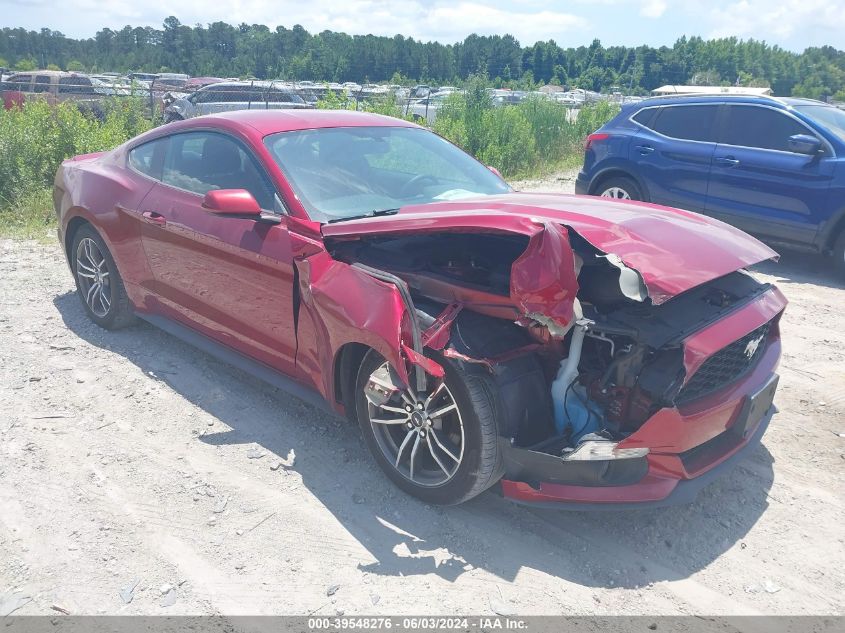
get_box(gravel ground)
[0,176,843,615]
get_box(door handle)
[636,144,655,155]
[715,156,740,167]
[141,211,166,226]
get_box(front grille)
[677,321,771,405]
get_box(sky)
[2,0,845,51]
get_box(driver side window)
[162,132,277,210]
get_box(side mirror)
[201,189,262,216]
[788,134,822,156]
[488,166,503,178]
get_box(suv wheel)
[354,350,504,505]
[597,176,643,201]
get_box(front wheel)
[354,350,504,505]
[596,175,643,201]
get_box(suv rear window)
[649,105,719,142]
[6,74,32,89]
[632,107,659,128]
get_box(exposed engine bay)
[328,228,774,461]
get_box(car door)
[138,130,298,374]
[705,104,835,244]
[33,73,55,105]
[57,75,94,104]
[630,103,720,211]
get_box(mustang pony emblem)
[744,335,764,359]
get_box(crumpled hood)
[322,192,778,304]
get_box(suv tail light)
[584,133,610,151]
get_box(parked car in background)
[163,81,313,122]
[154,73,189,91]
[405,91,449,124]
[127,72,157,83]
[1,70,117,109]
[55,109,785,508]
[576,94,845,275]
[185,76,224,92]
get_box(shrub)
[317,90,409,120]
[431,76,619,178]
[0,97,154,238]
[477,107,536,176]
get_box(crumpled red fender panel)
[295,251,444,400]
[295,251,409,397]
[510,222,579,333]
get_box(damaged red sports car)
[54,110,786,508]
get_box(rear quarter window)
[129,138,167,180]
[632,107,659,129]
[650,105,719,142]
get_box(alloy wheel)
[75,237,112,318]
[363,362,465,487]
[600,186,631,200]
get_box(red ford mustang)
[54,110,786,508]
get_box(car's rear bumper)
[574,172,590,195]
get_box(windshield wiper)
[326,208,400,224]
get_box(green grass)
[0,188,54,241]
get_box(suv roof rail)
[642,92,785,104]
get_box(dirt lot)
[1,176,843,616]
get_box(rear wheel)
[596,175,643,201]
[354,350,503,505]
[71,225,135,329]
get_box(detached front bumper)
[499,285,786,510]
[500,402,773,510]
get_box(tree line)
[2,17,844,99]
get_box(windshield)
[795,105,845,142]
[263,126,510,222]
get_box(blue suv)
[575,95,845,275]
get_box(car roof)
[177,109,419,136]
[201,80,295,89]
[8,70,80,78]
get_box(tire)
[595,175,643,201]
[71,224,135,330]
[833,231,845,278]
[354,349,504,505]
[164,112,183,123]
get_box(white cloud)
[3,0,844,50]
[640,0,667,18]
[705,0,845,46]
